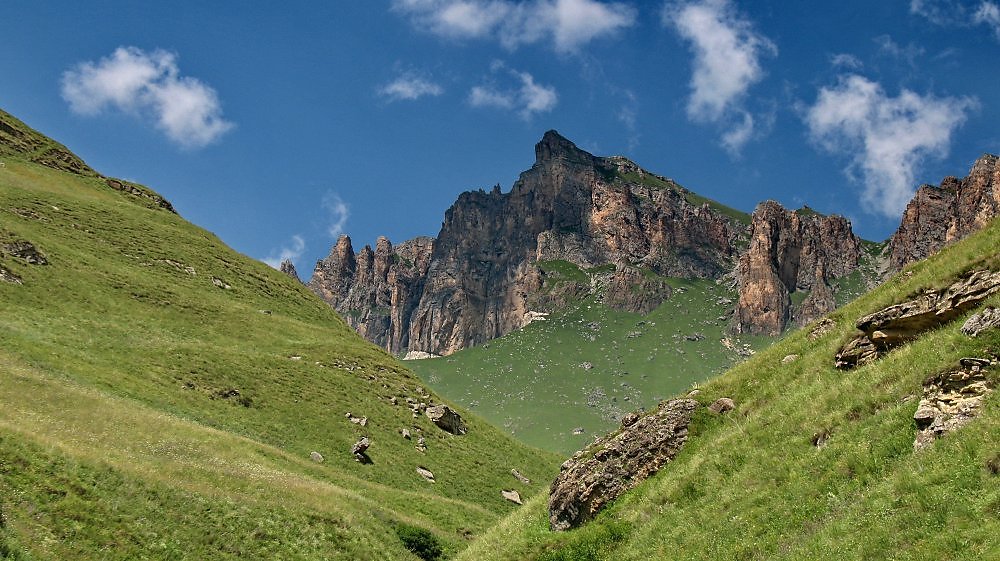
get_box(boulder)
[548,398,696,531]
[913,359,994,450]
[782,354,799,364]
[310,451,324,463]
[961,306,1000,337]
[501,490,523,505]
[511,469,531,484]
[3,240,47,265]
[351,437,371,462]
[708,397,735,414]
[425,405,467,435]
[416,466,435,483]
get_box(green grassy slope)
[0,115,558,559]
[455,220,1000,560]
[409,268,767,456]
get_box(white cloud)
[379,72,444,101]
[830,53,863,70]
[912,0,1000,38]
[874,35,925,65]
[323,192,350,238]
[263,235,306,269]
[804,74,978,217]
[663,0,776,153]
[910,0,968,25]
[391,0,636,53]
[61,46,233,148]
[974,2,1000,38]
[468,65,557,118]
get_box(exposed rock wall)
[307,235,434,354]
[733,202,862,335]
[889,154,1000,270]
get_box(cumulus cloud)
[61,47,233,148]
[468,65,557,118]
[379,72,444,101]
[323,192,350,238]
[391,0,636,53]
[263,235,306,269]
[663,0,776,154]
[804,74,978,216]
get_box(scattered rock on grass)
[426,405,467,435]
[511,469,531,484]
[310,451,324,463]
[416,466,435,482]
[708,397,735,414]
[782,354,799,364]
[501,490,523,505]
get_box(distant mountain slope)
[0,109,558,560]
[456,215,1000,561]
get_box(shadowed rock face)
[307,235,435,354]
[733,202,863,336]
[889,154,1000,271]
[548,398,697,531]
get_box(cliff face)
[307,235,434,354]
[404,131,745,355]
[309,131,746,355]
[308,133,997,354]
[733,202,863,335]
[889,154,1000,270]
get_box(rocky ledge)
[914,358,995,450]
[836,269,1000,369]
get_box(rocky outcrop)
[733,202,864,335]
[889,154,1000,271]
[3,240,47,265]
[602,264,673,314]
[548,398,696,531]
[961,307,1000,337]
[279,259,300,281]
[836,269,1000,369]
[0,109,95,176]
[307,235,434,354]
[913,358,994,450]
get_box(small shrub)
[394,523,443,561]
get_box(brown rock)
[837,270,1000,368]
[707,397,736,414]
[889,154,1000,271]
[733,201,864,335]
[548,398,696,531]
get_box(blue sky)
[3,1,999,273]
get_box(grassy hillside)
[455,219,1000,560]
[0,113,559,560]
[408,270,767,455]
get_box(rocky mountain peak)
[534,129,592,166]
[279,259,299,281]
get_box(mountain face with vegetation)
[0,108,559,560]
[456,218,1000,561]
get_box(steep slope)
[309,131,750,356]
[0,111,558,560]
[455,218,1000,561]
